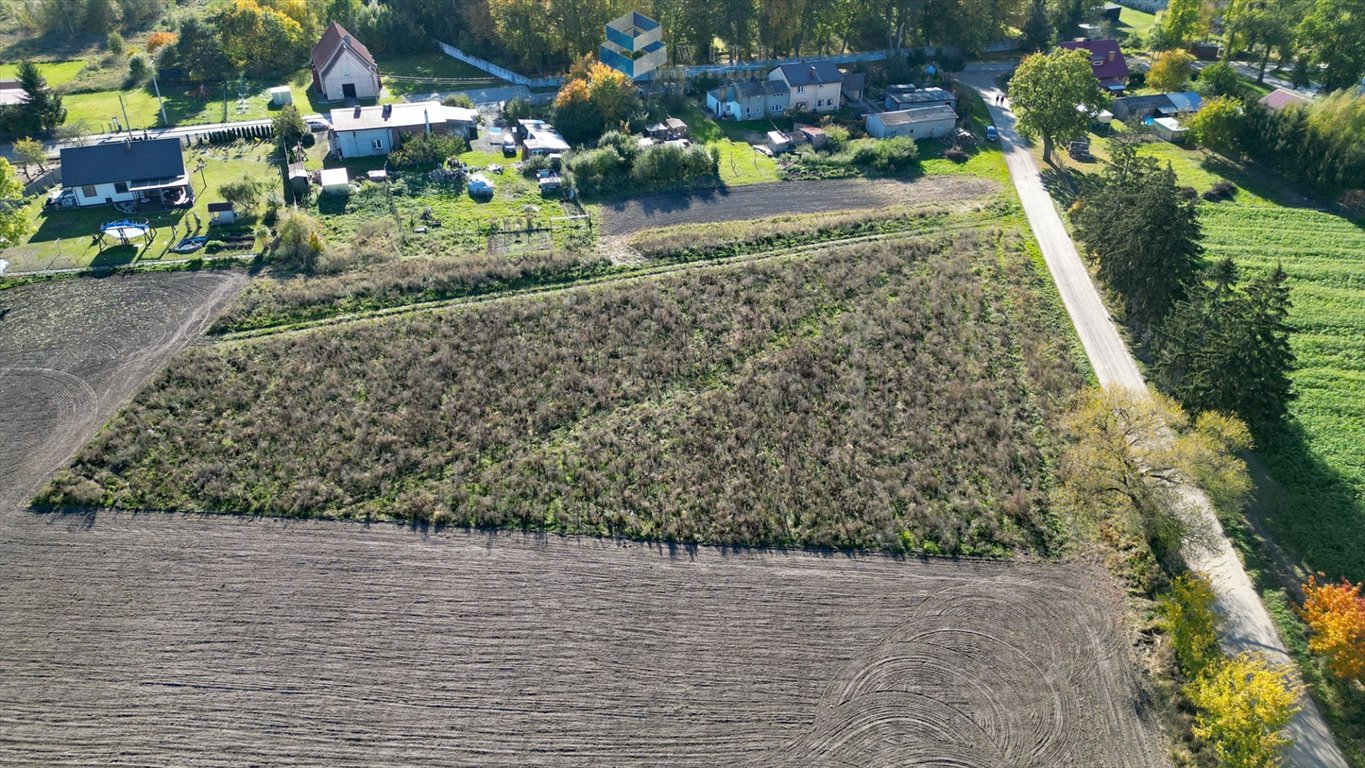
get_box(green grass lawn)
[0,59,87,88]
[59,67,407,132]
[1116,6,1156,47]
[377,51,500,97]
[674,103,782,186]
[3,141,279,273]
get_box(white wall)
[73,181,135,207]
[320,49,380,101]
[866,114,956,139]
[335,127,392,158]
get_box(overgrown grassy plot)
[1200,203,1365,582]
[42,231,1082,555]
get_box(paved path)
[958,72,1348,768]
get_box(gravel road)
[599,176,999,236]
[959,71,1348,768]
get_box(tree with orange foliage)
[1301,574,1365,681]
[552,55,641,144]
[145,31,177,55]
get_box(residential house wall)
[320,48,380,102]
[73,182,136,207]
[769,66,841,113]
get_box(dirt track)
[599,176,1000,235]
[0,272,1169,767]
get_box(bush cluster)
[388,132,469,169]
[567,131,718,197]
[44,235,1080,555]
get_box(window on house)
[81,185,97,197]
[797,85,805,93]
[772,104,782,112]
[371,138,384,150]
[113,182,128,193]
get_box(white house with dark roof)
[329,101,479,158]
[769,61,843,113]
[57,138,192,208]
[311,21,381,102]
[705,80,790,120]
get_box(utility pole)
[117,93,132,135]
[152,71,168,126]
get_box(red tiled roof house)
[1057,39,1130,92]
[311,21,381,102]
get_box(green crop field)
[1200,203,1365,582]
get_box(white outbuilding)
[319,167,350,195]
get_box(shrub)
[1201,180,1237,201]
[501,98,534,125]
[1301,574,1365,681]
[632,143,717,185]
[146,31,176,54]
[1159,573,1220,678]
[389,132,468,168]
[271,209,326,272]
[824,124,850,152]
[848,137,919,172]
[441,93,475,109]
[1186,653,1302,768]
[1198,62,1242,98]
[107,31,124,56]
[944,147,967,163]
[217,176,267,217]
[126,54,149,84]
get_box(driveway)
[956,70,1348,768]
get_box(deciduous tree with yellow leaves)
[1186,652,1301,768]
[1301,575,1365,681]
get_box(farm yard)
[41,229,1084,557]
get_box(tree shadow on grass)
[1039,163,1104,208]
[1251,421,1365,584]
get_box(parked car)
[753,144,774,158]
[502,134,518,156]
[306,117,330,132]
[985,125,999,142]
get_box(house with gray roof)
[57,138,191,208]
[329,101,478,158]
[769,61,843,113]
[706,80,790,121]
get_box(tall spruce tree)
[1072,141,1204,328]
[15,60,65,135]
[1239,264,1295,425]
[1155,259,1295,426]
